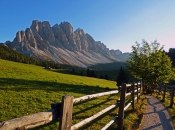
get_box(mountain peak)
[75,28,85,35]
[5,20,129,67]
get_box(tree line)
[0,44,70,69]
[1,41,175,89]
[166,48,175,67]
[126,40,175,93]
[71,68,110,80]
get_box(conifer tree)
[116,66,129,86]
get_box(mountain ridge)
[5,20,129,67]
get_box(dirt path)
[140,95,174,130]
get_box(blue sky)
[0,0,175,52]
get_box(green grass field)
[0,59,146,130]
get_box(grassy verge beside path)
[153,92,175,127]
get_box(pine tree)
[80,71,84,76]
[91,70,95,77]
[72,68,75,74]
[87,69,90,77]
[117,66,129,86]
[100,74,104,79]
[105,74,109,80]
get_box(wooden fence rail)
[158,84,175,108]
[0,107,61,130]
[170,85,174,108]
[116,82,141,130]
[73,90,119,104]
[0,82,141,130]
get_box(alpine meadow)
[0,59,146,129]
[1,1,175,129]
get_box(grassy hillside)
[0,59,145,129]
[0,59,117,129]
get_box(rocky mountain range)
[5,20,129,67]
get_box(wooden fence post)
[117,83,126,130]
[131,83,135,110]
[162,84,166,102]
[59,95,74,130]
[140,81,142,95]
[170,85,174,108]
[137,82,139,102]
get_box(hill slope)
[0,59,118,129]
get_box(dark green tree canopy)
[116,66,129,86]
[166,48,175,67]
[126,40,174,85]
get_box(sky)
[0,0,175,53]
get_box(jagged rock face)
[110,49,130,61]
[110,49,122,56]
[6,20,129,67]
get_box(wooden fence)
[157,84,175,107]
[0,82,142,130]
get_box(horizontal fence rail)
[71,103,118,130]
[71,90,133,130]
[73,90,119,104]
[124,96,139,111]
[0,108,61,130]
[157,84,175,108]
[0,82,142,130]
[101,93,140,130]
[101,117,116,130]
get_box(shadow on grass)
[0,78,114,95]
[29,119,59,130]
[77,106,117,130]
[73,95,114,116]
[0,78,118,129]
[30,95,117,130]
[50,69,71,75]
[50,69,86,77]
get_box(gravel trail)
[140,95,174,130]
